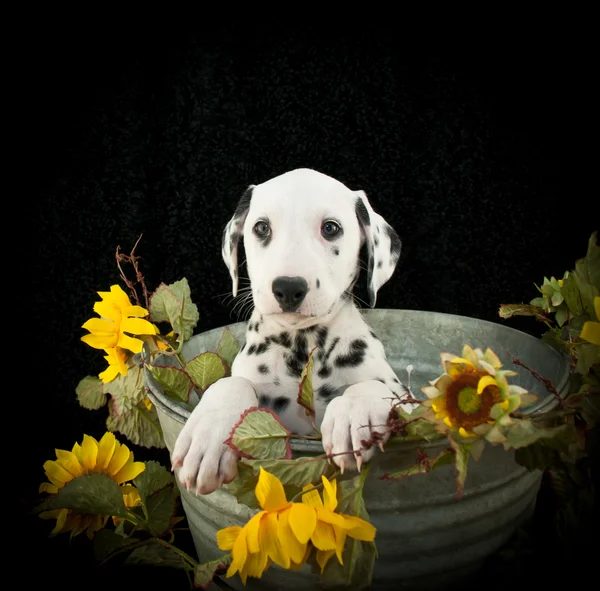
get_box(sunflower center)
[457,387,481,414]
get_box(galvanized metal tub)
[145,309,569,590]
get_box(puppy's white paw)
[172,376,257,495]
[320,380,395,472]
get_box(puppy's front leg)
[172,376,258,495]
[320,380,414,472]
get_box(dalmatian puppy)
[173,168,412,495]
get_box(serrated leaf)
[148,365,192,402]
[185,352,227,392]
[555,305,570,327]
[503,420,572,451]
[134,460,175,502]
[448,439,470,499]
[224,461,261,509]
[106,399,165,449]
[498,304,549,321]
[44,473,128,518]
[149,278,199,342]
[225,407,292,460]
[194,555,232,589]
[93,529,139,563]
[104,365,146,416]
[574,343,600,375]
[140,485,180,537]
[297,348,316,421]
[125,538,190,570]
[216,328,241,372]
[245,457,332,489]
[76,376,107,410]
[561,272,583,317]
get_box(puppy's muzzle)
[272,276,308,312]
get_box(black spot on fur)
[335,339,368,368]
[258,394,270,407]
[385,225,402,260]
[374,235,379,247]
[299,325,319,334]
[377,260,383,269]
[258,364,269,374]
[355,198,371,227]
[247,344,256,355]
[271,332,292,348]
[317,384,340,402]
[333,247,339,256]
[240,343,246,352]
[316,326,329,349]
[393,377,400,383]
[375,378,386,384]
[234,186,253,218]
[272,397,290,415]
[255,341,270,355]
[273,377,280,386]
[369,331,380,341]
[316,278,320,289]
[317,365,332,378]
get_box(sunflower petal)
[317,549,336,573]
[113,456,145,484]
[341,515,376,541]
[245,512,264,554]
[278,508,308,564]
[228,527,248,579]
[477,375,497,395]
[255,468,289,512]
[39,482,59,494]
[321,476,338,512]
[581,321,600,346]
[301,485,323,509]
[81,333,118,350]
[106,442,131,476]
[117,333,145,354]
[311,521,337,551]
[94,300,121,322]
[289,503,317,544]
[121,317,158,336]
[80,435,99,470]
[43,460,75,487]
[262,511,290,568]
[96,432,117,469]
[82,318,117,335]
[217,526,242,551]
[55,450,84,478]
[50,508,69,535]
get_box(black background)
[20,19,596,589]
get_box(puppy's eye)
[253,221,271,238]
[321,220,341,239]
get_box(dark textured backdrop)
[23,23,595,588]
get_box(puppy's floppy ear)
[355,190,402,307]
[221,185,254,297]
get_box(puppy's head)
[222,168,401,328]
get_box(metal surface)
[145,309,569,589]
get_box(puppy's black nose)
[272,276,308,312]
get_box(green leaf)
[224,408,292,460]
[515,443,564,472]
[149,278,199,342]
[402,418,441,441]
[103,365,146,416]
[76,376,107,410]
[245,457,331,489]
[561,272,583,317]
[498,304,549,321]
[148,365,192,402]
[185,352,227,392]
[216,328,241,372]
[297,348,316,422]
[125,539,190,570]
[574,343,600,375]
[224,461,261,509]
[449,439,470,499]
[44,473,128,518]
[133,460,175,502]
[503,420,572,451]
[140,485,180,537]
[93,529,139,563]
[555,305,570,327]
[194,555,232,589]
[106,399,165,449]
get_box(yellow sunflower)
[216,468,375,584]
[581,296,600,346]
[38,432,145,539]
[81,284,158,355]
[421,345,535,443]
[98,346,129,383]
